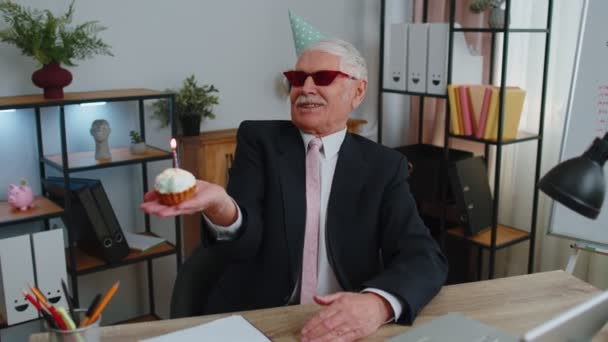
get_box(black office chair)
[170,244,229,318]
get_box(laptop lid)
[521,290,608,342]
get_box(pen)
[80,293,101,327]
[81,281,119,327]
[56,307,76,330]
[21,290,56,329]
[61,279,78,325]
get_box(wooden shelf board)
[113,313,161,325]
[450,131,539,145]
[0,196,63,226]
[447,224,530,249]
[44,145,171,171]
[68,232,176,274]
[0,88,172,110]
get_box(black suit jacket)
[202,120,447,324]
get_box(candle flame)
[170,138,177,149]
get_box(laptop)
[388,291,608,342]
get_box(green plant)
[0,0,113,66]
[151,75,219,128]
[129,130,143,144]
[469,0,504,13]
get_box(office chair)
[170,244,229,318]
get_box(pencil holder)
[46,309,101,342]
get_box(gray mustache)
[295,96,327,106]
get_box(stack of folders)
[447,84,526,140]
[43,177,130,263]
[448,156,493,236]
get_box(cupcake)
[154,168,196,205]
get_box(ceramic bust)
[90,119,112,161]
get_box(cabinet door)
[200,141,237,187]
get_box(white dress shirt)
[204,128,403,321]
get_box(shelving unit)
[378,0,553,280]
[0,88,181,328]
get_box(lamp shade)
[538,156,605,219]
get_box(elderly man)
[141,38,447,341]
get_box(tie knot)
[308,138,322,151]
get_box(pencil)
[81,281,119,327]
[61,279,78,325]
[28,284,49,307]
[22,290,55,328]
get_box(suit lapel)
[277,124,306,282]
[326,134,368,289]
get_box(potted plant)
[129,130,146,154]
[0,0,113,99]
[151,75,219,136]
[469,0,505,29]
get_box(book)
[458,86,474,135]
[447,84,462,134]
[475,87,494,139]
[484,87,527,140]
[123,232,166,252]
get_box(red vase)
[31,62,73,99]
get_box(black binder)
[448,157,493,236]
[42,177,130,263]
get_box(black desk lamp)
[538,133,608,219]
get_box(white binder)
[407,23,429,93]
[0,235,37,325]
[32,229,69,310]
[426,23,449,95]
[384,23,408,91]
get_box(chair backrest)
[170,245,229,318]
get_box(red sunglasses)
[283,70,356,87]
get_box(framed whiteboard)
[548,0,608,246]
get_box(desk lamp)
[538,133,608,219]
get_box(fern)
[0,0,113,66]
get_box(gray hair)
[301,38,368,81]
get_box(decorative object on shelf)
[90,119,111,161]
[151,75,219,136]
[7,179,34,211]
[469,0,505,29]
[129,130,146,155]
[0,0,113,99]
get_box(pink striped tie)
[300,138,322,304]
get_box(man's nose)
[301,75,317,92]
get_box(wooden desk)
[30,271,607,341]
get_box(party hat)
[288,10,325,56]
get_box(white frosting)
[154,168,196,193]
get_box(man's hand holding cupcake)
[140,168,238,226]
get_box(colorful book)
[475,87,494,139]
[458,86,474,135]
[484,87,527,140]
[447,84,462,135]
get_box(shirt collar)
[300,128,347,160]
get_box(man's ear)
[350,79,368,110]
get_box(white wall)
[0,0,382,331]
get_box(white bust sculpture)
[90,119,112,161]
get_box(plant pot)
[130,142,146,154]
[31,62,73,99]
[180,116,202,136]
[488,7,505,29]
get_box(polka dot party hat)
[288,10,325,56]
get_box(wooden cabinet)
[179,129,237,258]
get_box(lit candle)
[170,138,179,168]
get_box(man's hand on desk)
[140,180,238,226]
[301,292,393,342]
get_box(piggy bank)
[8,183,35,211]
